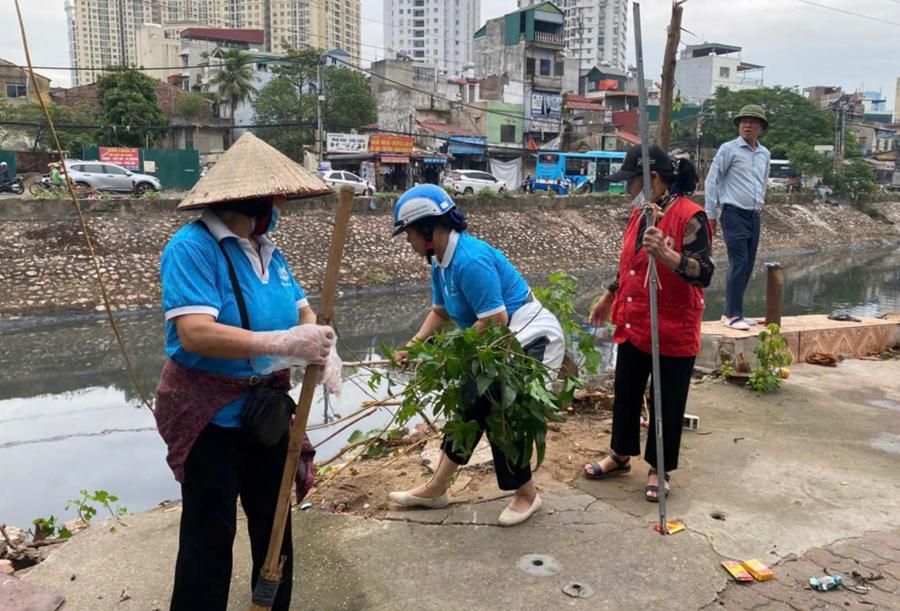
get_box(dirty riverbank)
[0,194,897,319]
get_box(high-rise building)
[66,0,361,87]
[518,0,628,71]
[383,0,480,75]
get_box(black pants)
[611,340,695,471]
[721,205,761,320]
[441,337,549,491]
[170,424,292,611]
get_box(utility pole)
[657,1,686,150]
[316,54,325,167]
[834,102,845,174]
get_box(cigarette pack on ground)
[722,560,754,582]
[742,559,773,581]
[654,521,686,535]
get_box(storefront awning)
[325,153,376,161]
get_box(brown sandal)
[583,454,631,480]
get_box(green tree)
[207,48,258,146]
[251,74,313,160]
[97,70,169,147]
[272,43,321,94]
[701,86,833,156]
[322,66,377,131]
[175,92,210,118]
[839,158,877,196]
[9,101,98,154]
[788,143,830,187]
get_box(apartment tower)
[383,0,481,75]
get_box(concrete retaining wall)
[3,191,899,221]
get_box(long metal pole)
[316,56,324,166]
[633,1,667,535]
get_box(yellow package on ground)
[742,559,773,581]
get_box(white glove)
[249,325,335,374]
[320,344,343,396]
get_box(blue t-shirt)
[431,231,530,329]
[161,212,308,427]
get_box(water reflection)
[1,246,898,529]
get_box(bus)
[768,159,801,191]
[534,151,627,195]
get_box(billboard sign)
[369,134,414,154]
[99,147,140,170]
[326,133,369,153]
[531,92,562,119]
[449,136,486,155]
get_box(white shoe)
[744,318,759,326]
[389,490,450,509]
[498,494,542,527]
[723,316,750,330]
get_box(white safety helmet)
[392,184,455,237]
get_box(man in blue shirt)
[705,104,771,330]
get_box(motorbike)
[517,176,534,194]
[0,177,24,195]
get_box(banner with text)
[326,133,370,153]
[369,134,414,155]
[99,147,140,170]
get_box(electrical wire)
[791,0,900,27]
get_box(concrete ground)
[22,360,900,610]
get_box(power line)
[791,0,900,27]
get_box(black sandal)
[645,469,671,503]
[583,454,631,480]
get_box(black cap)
[607,144,672,183]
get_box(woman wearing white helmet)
[388,184,565,527]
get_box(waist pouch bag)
[197,220,297,446]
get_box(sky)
[3,0,899,113]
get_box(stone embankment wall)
[0,193,897,318]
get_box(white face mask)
[630,189,646,209]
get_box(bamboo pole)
[249,187,355,611]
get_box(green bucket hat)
[733,104,769,130]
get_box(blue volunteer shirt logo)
[279,266,291,287]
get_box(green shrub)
[499,188,514,199]
[547,187,557,198]
[140,190,161,200]
[475,187,496,198]
[442,185,456,198]
[375,192,397,200]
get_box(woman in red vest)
[583,145,713,502]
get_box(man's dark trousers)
[721,205,761,320]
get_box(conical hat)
[178,132,333,210]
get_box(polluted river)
[1,245,899,530]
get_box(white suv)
[316,170,374,195]
[444,170,508,195]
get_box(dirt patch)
[22,222,110,255]
[308,386,618,517]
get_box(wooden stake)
[249,186,355,611]
[656,1,686,150]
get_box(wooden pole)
[249,186,355,611]
[657,1,685,150]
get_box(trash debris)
[827,313,861,323]
[654,521,686,535]
[806,352,838,367]
[640,416,648,428]
[742,559,773,581]
[562,582,594,598]
[623,485,638,493]
[809,574,843,591]
[300,503,312,511]
[722,560,754,582]
[119,589,131,602]
[733,437,745,444]
[683,414,700,431]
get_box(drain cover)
[563,582,594,599]
[516,554,562,577]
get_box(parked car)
[315,170,374,195]
[443,170,508,195]
[65,161,160,195]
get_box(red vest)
[611,196,710,357]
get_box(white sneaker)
[723,316,750,330]
[498,494,543,527]
[389,491,450,509]
[744,318,759,326]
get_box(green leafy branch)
[747,324,792,395]
[66,490,128,533]
[534,271,602,375]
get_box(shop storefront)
[410,154,450,185]
[449,136,487,171]
[370,134,415,191]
